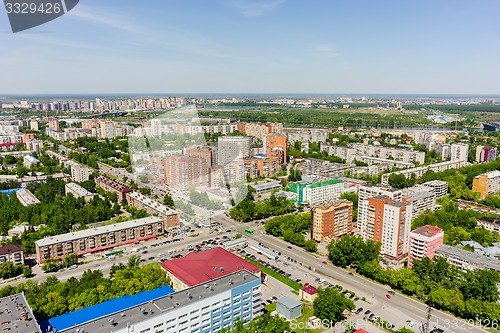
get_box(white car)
[304,273,309,277]
[319,264,324,269]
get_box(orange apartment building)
[264,134,287,164]
[311,200,353,242]
[367,195,412,260]
[472,170,500,199]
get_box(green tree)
[127,255,141,269]
[327,236,380,268]
[304,239,318,252]
[313,287,355,323]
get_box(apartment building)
[450,143,469,162]
[321,142,425,165]
[367,196,412,260]
[23,155,40,168]
[65,182,95,201]
[15,188,41,206]
[435,244,500,272]
[69,163,90,182]
[422,180,448,198]
[217,136,252,166]
[286,129,328,144]
[381,160,468,185]
[0,245,24,265]
[35,216,164,264]
[408,225,444,267]
[164,155,210,190]
[476,145,498,163]
[403,190,436,219]
[125,192,180,228]
[311,200,353,242]
[289,179,344,205]
[44,270,262,333]
[237,122,283,140]
[472,170,500,199]
[26,139,43,154]
[357,184,403,238]
[263,134,287,164]
[95,175,132,200]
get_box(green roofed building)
[289,179,344,205]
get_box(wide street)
[94,164,488,333]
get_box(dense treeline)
[0,179,119,253]
[229,194,295,222]
[189,189,224,210]
[66,137,130,168]
[412,201,500,246]
[327,236,500,324]
[264,213,317,251]
[0,263,169,320]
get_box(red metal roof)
[0,244,23,255]
[160,247,260,287]
[353,329,370,333]
[302,285,317,295]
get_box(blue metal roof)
[40,285,174,332]
[0,188,20,195]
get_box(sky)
[1,0,499,95]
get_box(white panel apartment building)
[380,201,412,260]
[321,143,425,164]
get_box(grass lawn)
[242,257,303,291]
[293,302,324,333]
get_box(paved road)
[212,214,488,333]
[97,164,488,333]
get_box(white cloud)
[316,44,340,58]
[227,0,286,17]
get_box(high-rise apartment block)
[217,136,252,165]
[311,200,353,242]
[48,118,60,131]
[70,163,90,182]
[236,122,283,140]
[408,225,444,267]
[450,143,469,162]
[476,145,498,163]
[367,196,412,260]
[263,134,287,164]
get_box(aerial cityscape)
[1,1,500,333]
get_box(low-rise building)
[65,182,95,201]
[0,244,24,265]
[15,188,40,206]
[381,160,468,185]
[276,296,302,320]
[35,216,164,264]
[160,247,261,291]
[95,175,132,200]
[43,270,261,333]
[408,225,444,267]
[300,285,318,303]
[0,293,41,333]
[125,191,180,228]
[435,244,500,272]
[23,155,40,168]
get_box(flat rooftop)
[0,293,41,333]
[35,216,163,247]
[436,244,500,271]
[411,225,443,237]
[16,189,40,206]
[49,270,258,333]
[65,183,94,197]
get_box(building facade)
[289,179,344,206]
[311,200,353,242]
[71,163,90,182]
[380,160,468,185]
[435,244,500,272]
[408,225,444,267]
[95,175,133,200]
[35,216,165,264]
[366,196,412,260]
[217,136,252,166]
[472,170,500,199]
[263,134,287,164]
[125,191,180,228]
[0,245,24,265]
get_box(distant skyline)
[1,0,500,95]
